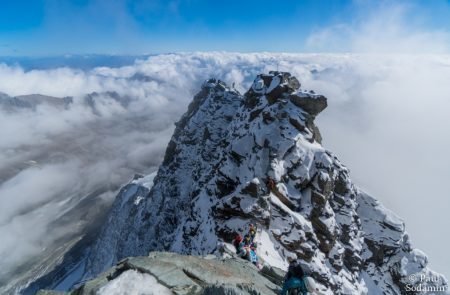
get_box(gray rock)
[247,71,302,105]
[289,93,327,116]
[68,252,282,295]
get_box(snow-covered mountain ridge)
[39,71,448,294]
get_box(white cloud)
[306,2,450,54]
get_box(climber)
[266,177,276,192]
[232,234,248,259]
[248,223,257,244]
[243,233,262,268]
[233,233,262,268]
[243,234,254,248]
[280,260,308,295]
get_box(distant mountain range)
[0,55,149,70]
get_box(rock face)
[39,252,284,295]
[38,72,447,294]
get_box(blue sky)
[0,0,449,55]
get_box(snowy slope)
[75,72,447,294]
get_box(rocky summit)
[34,72,447,294]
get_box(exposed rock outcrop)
[39,252,284,295]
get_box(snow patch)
[98,270,172,295]
[134,196,144,206]
[131,171,157,190]
[258,230,288,270]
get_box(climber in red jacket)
[266,177,276,191]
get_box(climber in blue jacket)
[233,234,248,258]
[280,260,308,295]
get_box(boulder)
[248,71,301,104]
[289,93,327,116]
[63,252,282,295]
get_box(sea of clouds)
[1,52,449,284]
